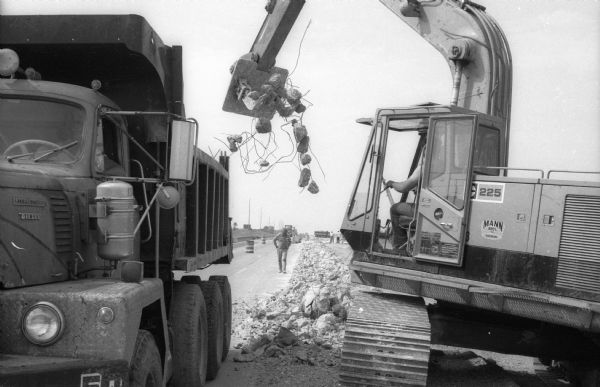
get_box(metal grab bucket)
[245,240,255,253]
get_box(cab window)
[95,116,125,175]
[348,124,382,220]
[473,126,500,175]
[0,97,84,163]
[426,118,474,209]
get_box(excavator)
[223,0,600,385]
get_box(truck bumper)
[0,354,128,387]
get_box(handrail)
[547,170,600,179]
[473,166,545,179]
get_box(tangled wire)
[219,76,324,194]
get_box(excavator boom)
[250,0,305,71]
[380,0,512,161]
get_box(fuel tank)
[0,169,73,289]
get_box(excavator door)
[413,114,478,266]
[340,119,385,249]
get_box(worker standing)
[273,228,291,273]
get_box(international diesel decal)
[12,196,47,207]
[18,212,41,221]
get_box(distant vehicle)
[313,231,331,239]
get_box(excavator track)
[340,291,431,386]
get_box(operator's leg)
[277,248,283,272]
[390,202,414,249]
[282,249,288,273]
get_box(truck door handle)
[440,222,453,230]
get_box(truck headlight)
[22,302,65,346]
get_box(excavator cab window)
[426,118,473,209]
[473,126,501,175]
[348,123,383,222]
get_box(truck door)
[414,115,477,266]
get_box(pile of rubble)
[232,241,355,362]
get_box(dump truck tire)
[209,275,232,360]
[200,281,224,380]
[129,330,162,387]
[170,282,208,387]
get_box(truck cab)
[1,15,233,386]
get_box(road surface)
[194,241,300,303]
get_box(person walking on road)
[273,228,291,273]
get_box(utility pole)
[248,198,251,228]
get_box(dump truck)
[0,14,232,387]
[224,0,600,385]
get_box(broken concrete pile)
[232,241,355,363]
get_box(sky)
[2,0,599,233]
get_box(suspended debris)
[307,180,319,194]
[293,120,307,142]
[275,101,295,118]
[286,88,303,103]
[300,153,311,166]
[221,20,322,192]
[247,90,261,101]
[294,103,307,113]
[268,73,284,89]
[228,142,238,152]
[255,118,272,134]
[221,74,323,193]
[227,135,242,152]
[298,168,311,187]
[297,136,309,154]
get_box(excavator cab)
[341,105,506,266]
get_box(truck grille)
[555,195,600,293]
[50,194,72,259]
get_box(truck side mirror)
[169,119,197,182]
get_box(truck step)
[340,291,431,386]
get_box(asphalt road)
[197,241,300,303]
